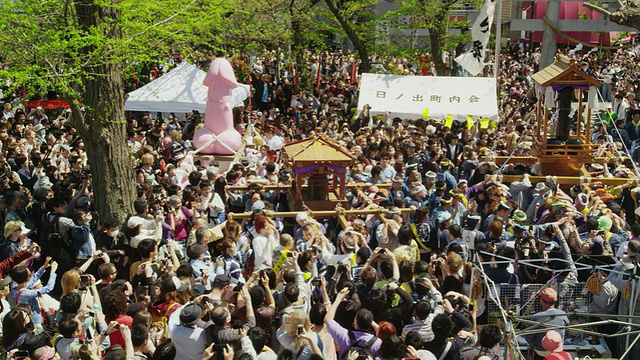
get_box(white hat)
[127,216,145,229]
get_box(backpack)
[151,302,180,340]
[346,331,377,354]
[40,213,72,250]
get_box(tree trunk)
[73,0,136,223]
[291,17,305,72]
[324,0,371,72]
[429,26,446,75]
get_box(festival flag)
[350,59,358,85]
[454,0,497,76]
[316,60,322,92]
[293,62,299,88]
[467,115,475,130]
[444,115,454,128]
[422,108,430,120]
[480,117,490,129]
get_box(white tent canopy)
[124,63,250,114]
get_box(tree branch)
[583,2,611,17]
[128,0,197,42]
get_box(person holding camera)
[205,284,256,346]
[70,209,97,266]
[10,258,58,326]
[277,309,323,360]
[325,287,381,358]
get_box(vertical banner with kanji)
[454,0,496,76]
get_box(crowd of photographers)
[0,43,640,360]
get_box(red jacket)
[0,250,30,277]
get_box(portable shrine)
[282,135,355,210]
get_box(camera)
[78,165,91,180]
[311,278,321,286]
[14,350,30,360]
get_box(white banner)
[357,73,498,121]
[454,0,496,76]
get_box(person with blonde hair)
[0,220,30,261]
[277,309,323,360]
[439,252,465,295]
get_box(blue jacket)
[12,268,56,326]
[71,224,95,259]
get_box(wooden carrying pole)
[500,174,636,187]
[225,183,392,191]
[229,207,414,219]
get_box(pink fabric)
[530,2,613,45]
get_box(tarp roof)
[124,63,250,113]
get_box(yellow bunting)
[466,116,475,130]
[444,115,453,128]
[422,108,430,119]
[480,117,490,129]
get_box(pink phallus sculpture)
[192,58,242,155]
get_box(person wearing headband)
[436,158,457,191]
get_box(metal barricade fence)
[485,282,589,324]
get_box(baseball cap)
[540,287,558,303]
[213,274,231,288]
[541,330,563,353]
[127,216,145,229]
[161,276,187,293]
[4,221,30,239]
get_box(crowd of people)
[0,42,640,360]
